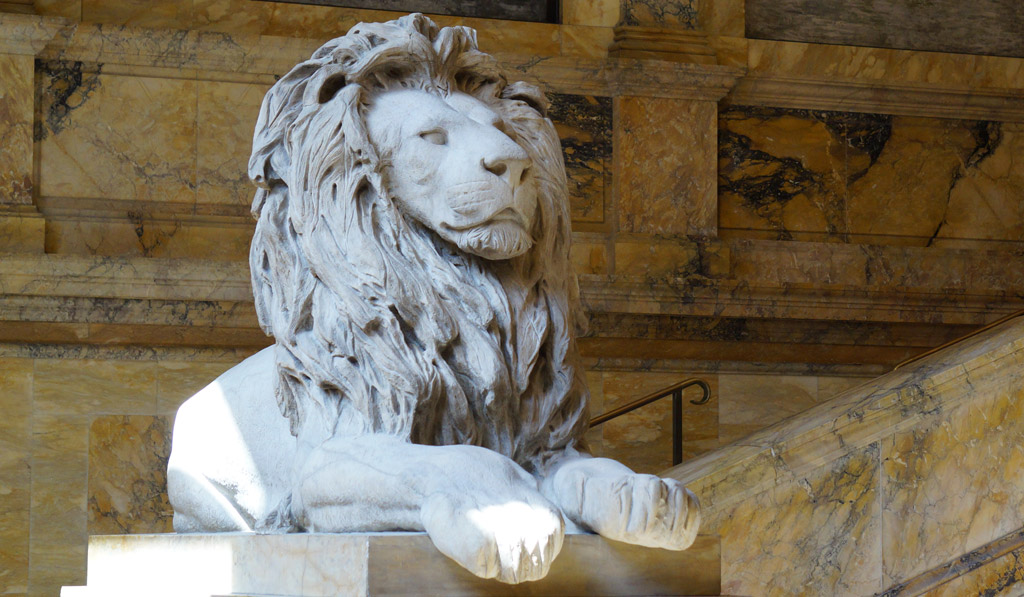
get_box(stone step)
[66,531,721,596]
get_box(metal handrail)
[589,378,712,466]
[892,309,1024,371]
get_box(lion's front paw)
[422,491,564,584]
[581,474,700,550]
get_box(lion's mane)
[247,13,589,471]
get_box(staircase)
[664,316,1024,596]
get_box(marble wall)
[2,0,1024,595]
[0,350,244,596]
[720,105,1024,247]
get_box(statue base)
[61,532,720,596]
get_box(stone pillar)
[609,0,737,242]
[0,13,62,252]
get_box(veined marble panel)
[617,97,717,237]
[88,416,172,535]
[881,384,1024,585]
[922,544,1024,597]
[620,0,698,28]
[33,359,157,415]
[196,80,268,207]
[713,444,883,596]
[548,92,611,223]
[37,62,196,204]
[720,106,1023,247]
[0,54,33,205]
[0,359,32,595]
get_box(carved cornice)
[3,239,1022,328]
[728,74,1024,123]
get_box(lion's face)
[366,89,538,260]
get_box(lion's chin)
[451,220,534,260]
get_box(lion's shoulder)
[168,347,294,523]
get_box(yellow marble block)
[33,359,157,416]
[29,414,89,597]
[882,385,1024,584]
[0,208,45,252]
[196,80,269,207]
[922,544,1024,597]
[616,97,717,237]
[846,116,981,243]
[713,444,882,596]
[0,359,33,595]
[938,122,1024,246]
[562,0,619,27]
[613,239,700,277]
[88,415,173,535]
[0,54,34,206]
[81,0,193,30]
[38,68,197,204]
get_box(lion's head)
[247,14,588,471]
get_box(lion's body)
[168,15,699,581]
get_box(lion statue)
[168,13,699,584]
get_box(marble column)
[0,13,62,252]
[609,0,735,246]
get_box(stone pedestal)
[61,532,720,596]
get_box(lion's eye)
[419,130,448,145]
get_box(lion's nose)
[482,154,531,189]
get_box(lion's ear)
[501,81,549,117]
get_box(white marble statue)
[168,13,700,584]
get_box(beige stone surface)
[0,54,34,206]
[38,71,197,204]
[718,374,819,445]
[881,387,1024,584]
[88,416,172,535]
[0,359,32,595]
[29,415,88,597]
[616,96,717,236]
[33,359,157,415]
[155,360,238,414]
[72,532,720,596]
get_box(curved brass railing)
[589,378,712,466]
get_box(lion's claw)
[422,491,564,584]
[579,473,700,551]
